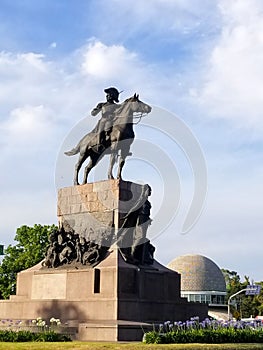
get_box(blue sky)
[0,0,263,281]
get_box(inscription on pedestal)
[31,273,67,299]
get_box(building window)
[189,294,195,302]
[206,295,211,304]
[181,292,225,305]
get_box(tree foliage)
[222,268,263,319]
[0,224,56,299]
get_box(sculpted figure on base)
[42,226,112,268]
[118,184,155,265]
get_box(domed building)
[167,254,226,308]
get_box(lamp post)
[227,286,260,320]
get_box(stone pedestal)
[0,180,208,341]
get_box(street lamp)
[227,285,261,320]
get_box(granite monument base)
[0,180,208,341]
[0,248,207,341]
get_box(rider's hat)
[104,87,121,102]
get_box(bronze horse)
[65,94,152,185]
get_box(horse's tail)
[64,145,80,156]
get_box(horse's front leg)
[117,149,129,180]
[108,152,117,179]
[82,159,93,184]
[83,152,100,184]
[117,142,133,179]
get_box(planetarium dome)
[167,254,226,306]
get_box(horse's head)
[124,93,152,115]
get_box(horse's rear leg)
[74,154,87,185]
[108,152,117,179]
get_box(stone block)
[87,192,98,202]
[70,204,82,214]
[81,201,91,212]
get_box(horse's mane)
[113,96,135,116]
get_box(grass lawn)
[0,343,263,350]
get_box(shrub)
[143,317,263,344]
[0,330,71,342]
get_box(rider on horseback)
[91,87,121,151]
[66,93,152,184]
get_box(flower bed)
[0,329,71,342]
[143,317,263,344]
[0,317,72,342]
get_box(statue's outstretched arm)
[91,102,104,116]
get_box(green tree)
[0,224,56,299]
[222,269,242,319]
[256,282,263,315]
[240,280,263,318]
[222,269,263,319]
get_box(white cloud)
[0,190,57,245]
[96,0,217,39]
[0,52,48,80]
[197,0,263,130]
[49,42,57,49]
[81,41,137,79]
[78,39,158,96]
[0,49,95,129]
[1,105,54,149]
[20,53,47,72]
[0,51,55,110]
[72,39,179,107]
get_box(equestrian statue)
[64,88,152,185]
